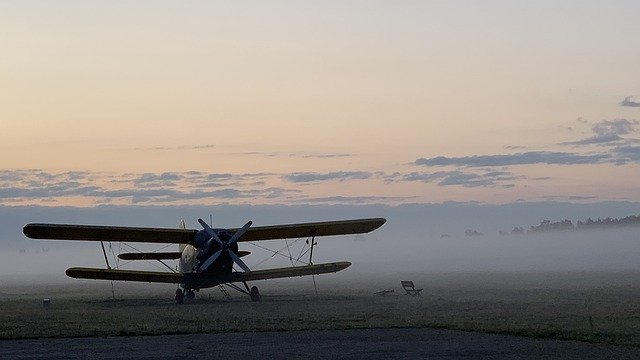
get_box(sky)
[1,1,640,207]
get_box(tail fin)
[179,219,187,252]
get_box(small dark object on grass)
[401,281,423,296]
[374,289,395,296]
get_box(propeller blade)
[227,221,252,245]
[198,249,223,273]
[198,218,223,245]
[228,250,251,273]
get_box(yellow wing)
[186,262,352,289]
[234,262,351,281]
[117,251,250,260]
[65,261,351,288]
[117,252,183,260]
[24,218,385,243]
[65,267,183,284]
[24,223,195,244]
[236,218,386,242]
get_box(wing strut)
[308,233,317,265]
[100,241,111,269]
[308,231,318,295]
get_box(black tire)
[175,289,184,305]
[186,290,195,299]
[250,286,261,302]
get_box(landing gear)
[225,282,261,302]
[175,289,196,304]
[175,288,184,305]
[177,284,259,303]
[250,286,261,302]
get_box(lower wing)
[185,261,351,289]
[117,251,250,261]
[65,261,350,288]
[66,268,183,284]
[234,261,351,281]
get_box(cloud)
[0,184,103,199]
[543,195,599,201]
[621,96,640,108]
[562,119,639,146]
[136,144,216,151]
[282,171,373,183]
[0,169,92,184]
[235,151,354,159]
[613,145,640,162]
[401,170,518,188]
[301,153,353,159]
[178,172,276,188]
[562,134,623,145]
[138,187,301,203]
[299,195,415,204]
[593,119,637,136]
[0,169,302,205]
[133,172,183,187]
[415,151,610,167]
[206,173,235,180]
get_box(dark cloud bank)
[621,96,640,108]
[414,118,640,169]
[563,119,638,146]
[415,151,610,167]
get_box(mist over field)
[1,202,639,288]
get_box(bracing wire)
[296,239,308,263]
[247,238,310,268]
[285,239,294,266]
[116,242,173,272]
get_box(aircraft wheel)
[250,286,261,302]
[175,289,184,305]
[186,290,195,300]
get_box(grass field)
[2,271,640,347]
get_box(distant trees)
[457,213,640,238]
[576,215,640,230]
[465,229,483,237]
[510,214,640,235]
[527,219,574,234]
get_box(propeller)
[197,219,252,273]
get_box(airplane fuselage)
[179,229,239,275]
[178,244,199,274]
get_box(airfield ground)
[1,271,640,357]
[3,328,640,359]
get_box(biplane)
[23,218,386,303]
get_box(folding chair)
[401,281,423,296]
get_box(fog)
[1,202,640,287]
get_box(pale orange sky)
[1,1,639,206]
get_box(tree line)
[512,214,640,234]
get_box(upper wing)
[23,223,197,244]
[235,218,386,242]
[24,218,385,244]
